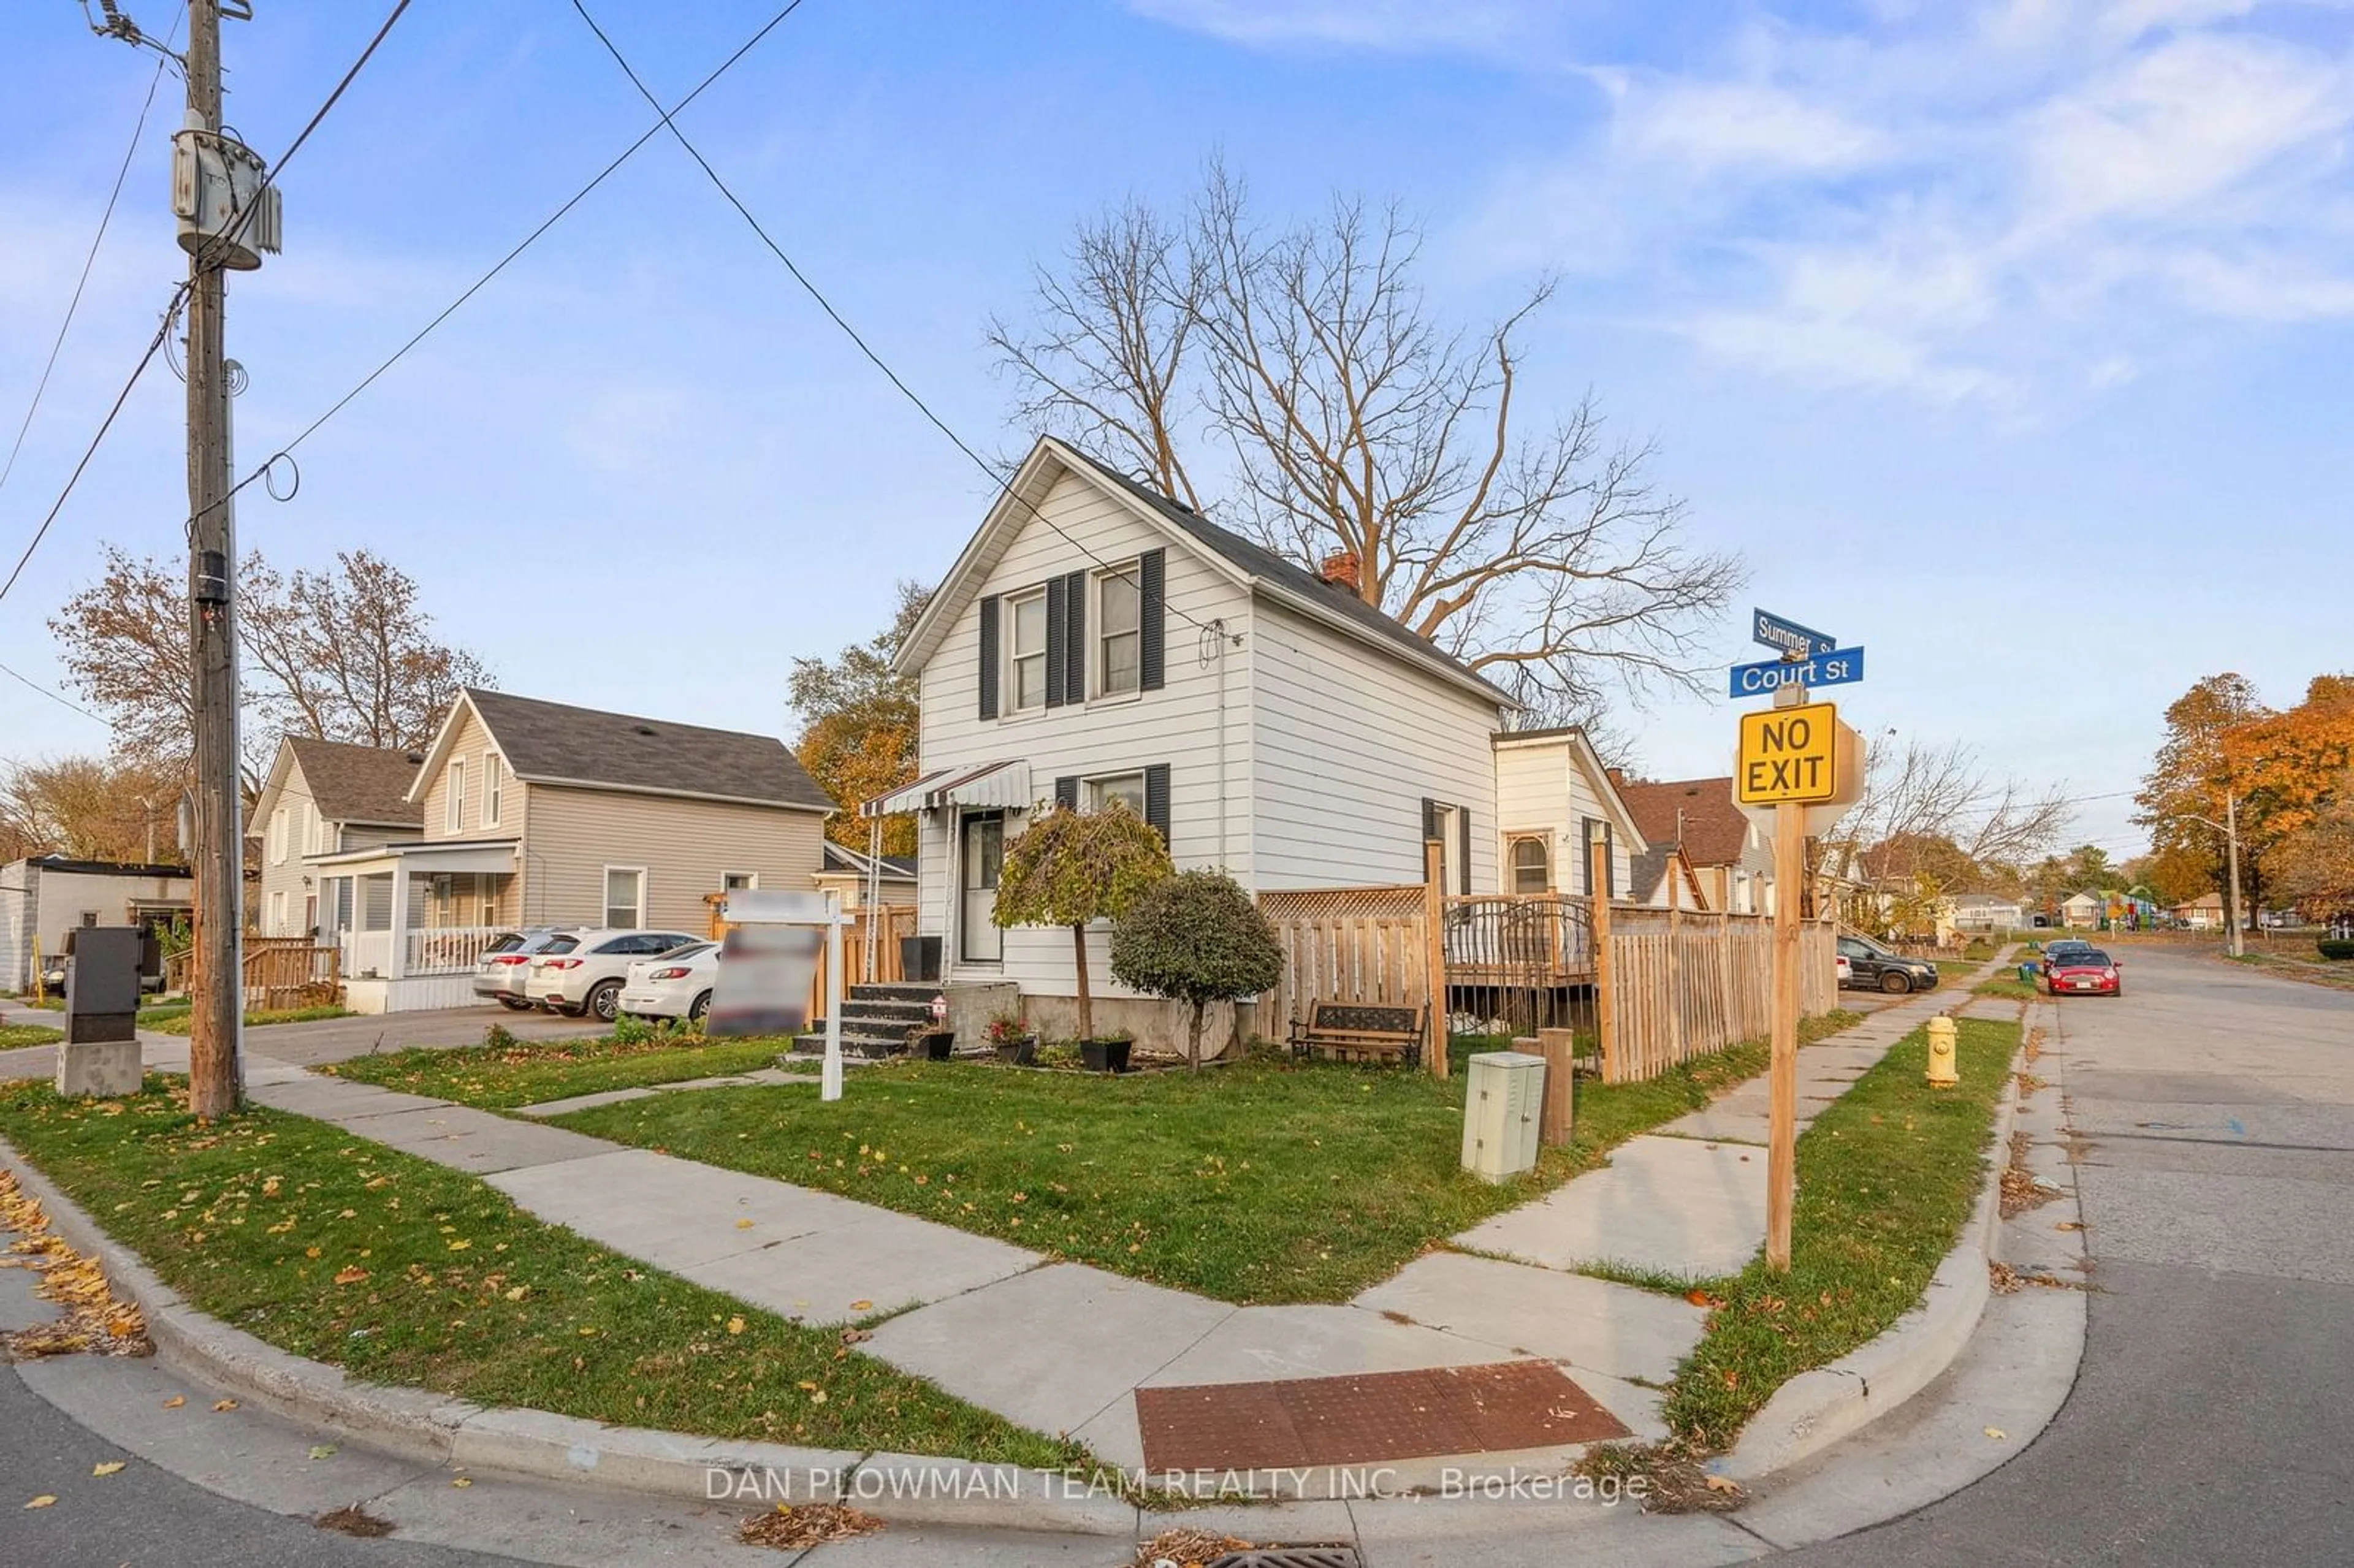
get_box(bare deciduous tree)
[989,163,1745,717]
[1827,737,2073,887]
[0,755,181,863]
[49,544,487,785]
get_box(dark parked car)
[2038,938,2097,975]
[2048,948,2122,997]
[1836,935,1940,994]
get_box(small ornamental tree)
[1111,869,1285,1071]
[992,801,1172,1041]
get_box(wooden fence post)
[1423,841,1448,1079]
[1536,1026,1577,1145]
[1666,863,1685,1069]
[1589,838,1615,1082]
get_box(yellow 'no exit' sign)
[1737,703,1843,804]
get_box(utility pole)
[2225,791,2245,960]
[184,0,243,1119]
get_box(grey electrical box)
[64,926,142,1043]
[1461,1050,1546,1183]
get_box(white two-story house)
[874,436,1543,1046]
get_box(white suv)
[525,929,701,1022]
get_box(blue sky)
[5,0,2352,863]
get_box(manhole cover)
[1208,1550,1360,1568]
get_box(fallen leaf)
[91,1462,125,1477]
[1685,1288,1712,1307]
[308,1444,337,1460]
[333,1266,369,1286]
[451,1477,473,1489]
[22,1496,55,1510]
[735,1218,755,1230]
[809,1388,827,1405]
[161,1395,186,1409]
[212,1399,238,1412]
[726,1317,746,1336]
[848,1299,873,1312]
[1702,1474,1740,1494]
[504,1285,527,1301]
[1985,1427,2007,1441]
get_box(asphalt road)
[1781,944,2354,1566]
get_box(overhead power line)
[186,0,817,540]
[567,0,1238,647]
[0,0,414,613]
[0,10,180,499]
[0,656,104,723]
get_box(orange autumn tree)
[2222,676,2354,839]
[788,582,930,856]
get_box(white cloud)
[1121,0,1552,55]
[1611,78,1894,175]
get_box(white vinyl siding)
[1249,595,1505,894]
[519,783,823,932]
[913,468,1254,994]
[419,706,519,847]
[1491,736,1639,904]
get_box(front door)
[960,812,1004,963]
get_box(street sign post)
[1729,612,1864,1274]
[1728,645,1864,698]
[1751,607,1835,659]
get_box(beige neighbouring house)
[317,688,833,1013]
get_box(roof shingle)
[461,688,831,812]
[1615,776,1753,869]
[287,737,425,827]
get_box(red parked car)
[2047,948,2122,997]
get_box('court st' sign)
[1737,703,1845,805]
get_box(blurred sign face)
[709,924,821,1038]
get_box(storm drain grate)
[1207,1550,1360,1568]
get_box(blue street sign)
[1752,607,1836,658]
[1729,645,1865,698]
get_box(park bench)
[1287,1000,1425,1068]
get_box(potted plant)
[1079,1032,1133,1074]
[986,1010,1037,1065]
[991,800,1172,1057]
[1111,869,1285,1072]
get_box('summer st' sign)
[1737,703,1844,805]
[1728,646,1865,698]
[1751,608,1835,659]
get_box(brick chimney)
[1319,549,1362,593]
[1606,767,1626,786]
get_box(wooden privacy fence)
[243,937,340,1011]
[1599,909,1837,1084]
[1257,885,1436,1057]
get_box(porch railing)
[405,926,506,976]
[343,929,395,979]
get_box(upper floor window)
[1009,589,1049,712]
[484,753,503,826]
[447,757,466,832]
[1509,835,1551,894]
[1097,568,1140,698]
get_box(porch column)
[387,863,409,980]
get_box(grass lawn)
[1972,969,2044,1002]
[549,1012,1863,1306]
[323,1029,799,1111]
[1,1023,64,1049]
[141,1004,353,1035]
[0,1080,1085,1468]
[1661,1015,2021,1451]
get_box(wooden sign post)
[1734,612,1867,1273]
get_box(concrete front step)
[790,1030,908,1059]
[850,982,941,1005]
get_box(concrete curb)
[1713,1040,2025,1482]
[0,1129,1141,1538]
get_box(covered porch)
[312,837,520,1013]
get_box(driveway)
[0,1005,600,1081]
[1781,943,2354,1566]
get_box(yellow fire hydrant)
[1925,1015,1959,1087]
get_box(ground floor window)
[604,866,646,929]
[1508,834,1551,894]
[1088,772,1146,815]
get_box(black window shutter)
[1138,549,1167,691]
[1421,797,1439,843]
[1457,803,1472,894]
[1044,577,1068,708]
[1145,763,1171,846]
[1054,775,1079,811]
[1579,816,1598,896]
[1604,823,1617,898]
[1064,569,1087,701]
[977,596,1000,720]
